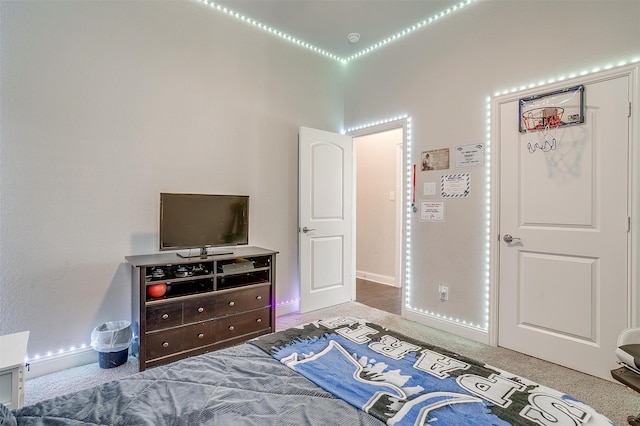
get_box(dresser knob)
[228,325,235,331]
[256,318,262,323]
[256,296,262,300]
[162,314,169,320]
[198,333,204,339]
[162,342,169,348]
[198,307,204,313]
[228,301,235,307]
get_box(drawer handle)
[198,307,204,313]
[228,325,235,331]
[228,301,235,307]
[256,318,262,323]
[162,314,169,320]
[162,342,169,348]
[198,333,204,339]
[256,296,262,300]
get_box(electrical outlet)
[439,285,449,301]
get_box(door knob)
[503,234,521,243]
[301,226,316,233]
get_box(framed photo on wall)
[421,148,449,171]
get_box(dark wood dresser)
[126,246,277,371]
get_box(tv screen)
[160,193,249,255]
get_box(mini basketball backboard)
[519,85,584,153]
[519,85,584,133]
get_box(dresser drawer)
[243,285,271,311]
[146,303,182,332]
[180,321,217,348]
[215,285,271,316]
[146,322,214,360]
[145,327,186,360]
[183,296,216,324]
[214,290,244,316]
[216,307,271,341]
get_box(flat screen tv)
[160,193,249,257]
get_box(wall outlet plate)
[439,284,448,301]
[424,182,436,196]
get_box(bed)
[3,317,614,425]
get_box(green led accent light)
[200,0,475,64]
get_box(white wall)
[0,0,344,370]
[344,0,640,331]
[355,129,401,286]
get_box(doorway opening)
[351,127,404,315]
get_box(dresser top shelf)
[125,246,278,267]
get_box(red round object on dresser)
[147,283,167,298]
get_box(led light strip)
[484,98,492,331]
[276,298,299,307]
[492,57,640,97]
[405,118,414,311]
[28,302,302,363]
[199,0,342,62]
[345,0,475,63]
[199,0,476,64]
[27,344,90,363]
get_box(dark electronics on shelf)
[160,193,249,258]
[221,260,255,274]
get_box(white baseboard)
[26,301,301,380]
[25,347,99,379]
[24,300,318,379]
[275,299,299,317]
[404,308,489,345]
[356,270,397,287]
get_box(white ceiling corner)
[209,0,468,59]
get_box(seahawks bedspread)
[250,317,613,426]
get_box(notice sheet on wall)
[441,173,470,198]
[420,201,445,222]
[455,144,485,168]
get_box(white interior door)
[299,127,354,313]
[498,75,630,380]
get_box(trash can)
[90,320,133,369]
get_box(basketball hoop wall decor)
[519,85,584,153]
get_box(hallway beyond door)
[356,279,401,315]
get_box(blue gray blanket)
[250,317,613,426]
[7,344,384,425]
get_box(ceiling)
[212,0,467,59]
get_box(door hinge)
[629,102,632,118]
[629,216,632,232]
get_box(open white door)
[498,74,630,380]
[299,127,354,313]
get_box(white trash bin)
[90,320,133,369]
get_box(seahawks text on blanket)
[249,317,613,426]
